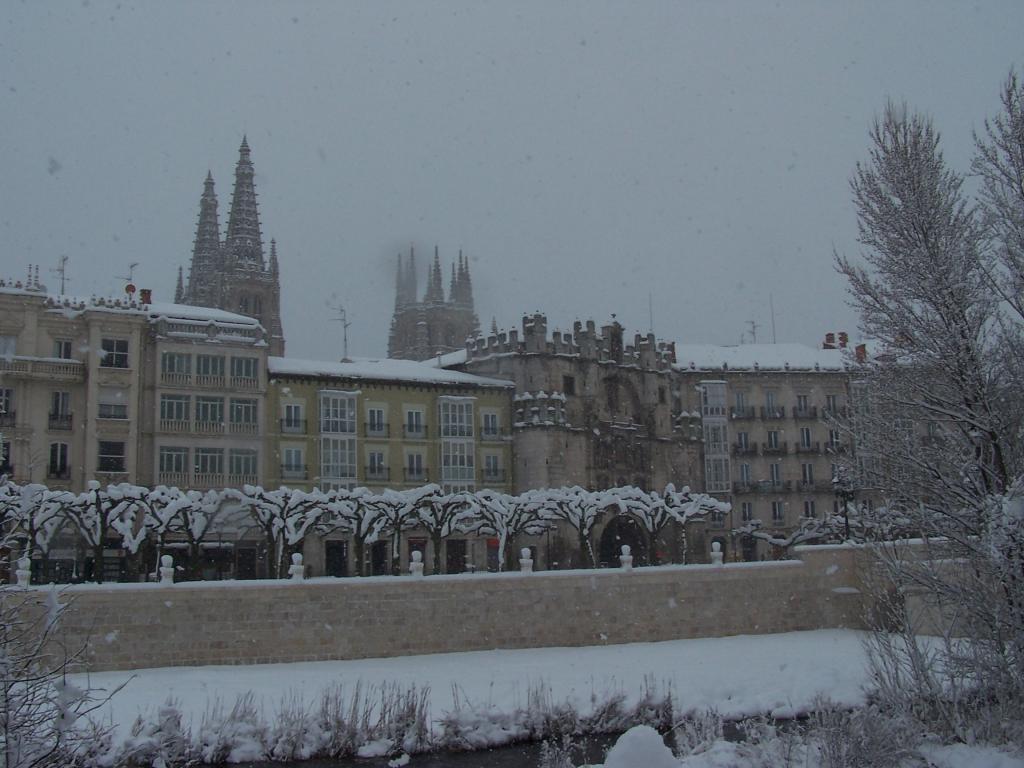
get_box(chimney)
[855,343,867,363]
[838,331,849,349]
[140,288,152,304]
[823,332,835,350]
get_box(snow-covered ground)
[83,630,867,744]
[73,629,1024,766]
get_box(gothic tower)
[387,246,480,360]
[179,138,285,356]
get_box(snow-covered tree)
[63,483,149,583]
[230,486,329,579]
[543,486,618,568]
[470,489,552,571]
[371,488,424,574]
[621,484,730,564]
[321,487,387,577]
[412,485,476,574]
[833,90,1024,743]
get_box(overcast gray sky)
[2,2,1022,360]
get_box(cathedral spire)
[175,266,184,303]
[449,262,457,301]
[406,246,418,303]
[184,170,222,305]
[394,254,404,308]
[224,136,264,266]
[424,245,444,303]
[269,238,279,275]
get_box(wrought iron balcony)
[48,413,73,430]
[281,464,309,480]
[760,441,788,455]
[792,406,818,420]
[364,423,390,438]
[760,406,786,420]
[730,407,757,420]
[402,425,429,440]
[731,443,758,456]
[280,418,307,434]
[794,442,820,454]
[403,467,428,482]
[365,466,391,481]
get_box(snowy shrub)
[315,682,370,758]
[197,693,266,764]
[522,682,580,740]
[267,692,324,762]
[670,709,723,757]
[374,682,431,755]
[537,735,580,768]
[117,700,193,767]
[808,700,918,768]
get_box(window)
[321,392,356,433]
[769,463,781,484]
[800,427,812,448]
[705,457,730,492]
[772,501,785,523]
[97,440,126,472]
[801,463,814,484]
[0,440,11,472]
[160,394,190,422]
[367,407,385,435]
[804,500,817,518]
[229,398,257,424]
[98,387,128,419]
[828,429,842,447]
[406,452,425,480]
[0,387,12,415]
[161,352,191,375]
[0,335,16,357]
[658,386,666,405]
[194,448,224,475]
[484,454,500,479]
[48,442,69,477]
[50,391,70,416]
[283,403,304,431]
[282,447,304,473]
[229,449,258,477]
[739,463,751,483]
[741,501,753,522]
[321,437,356,482]
[441,440,475,490]
[159,446,189,474]
[826,394,838,413]
[562,375,576,396]
[701,381,726,417]
[704,424,727,454]
[53,339,73,359]
[100,338,129,368]
[737,431,749,450]
[735,391,747,410]
[765,390,777,410]
[196,354,225,378]
[796,394,809,413]
[405,409,424,437]
[440,399,473,437]
[767,430,779,449]
[230,356,258,380]
[196,396,224,424]
[367,450,386,476]
[482,412,499,437]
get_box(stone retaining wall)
[28,546,866,672]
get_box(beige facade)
[675,345,851,560]
[265,357,515,576]
[0,279,268,494]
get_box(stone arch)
[598,514,648,568]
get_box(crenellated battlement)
[465,313,677,370]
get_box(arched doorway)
[598,515,648,568]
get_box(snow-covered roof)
[142,302,260,327]
[269,356,515,389]
[433,349,469,367]
[673,343,850,372]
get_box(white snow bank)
[602,725,677,768]
[269,355,514,388]
[77,630,872,747]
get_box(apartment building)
[673,343,852,560]
[266,356,515,576]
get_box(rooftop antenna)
[648,291,654,333]
[50,255,69,294]
[769,293,777,344]
[115,262,139,285]
[747,319,760,344]
[328,300,352,362]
